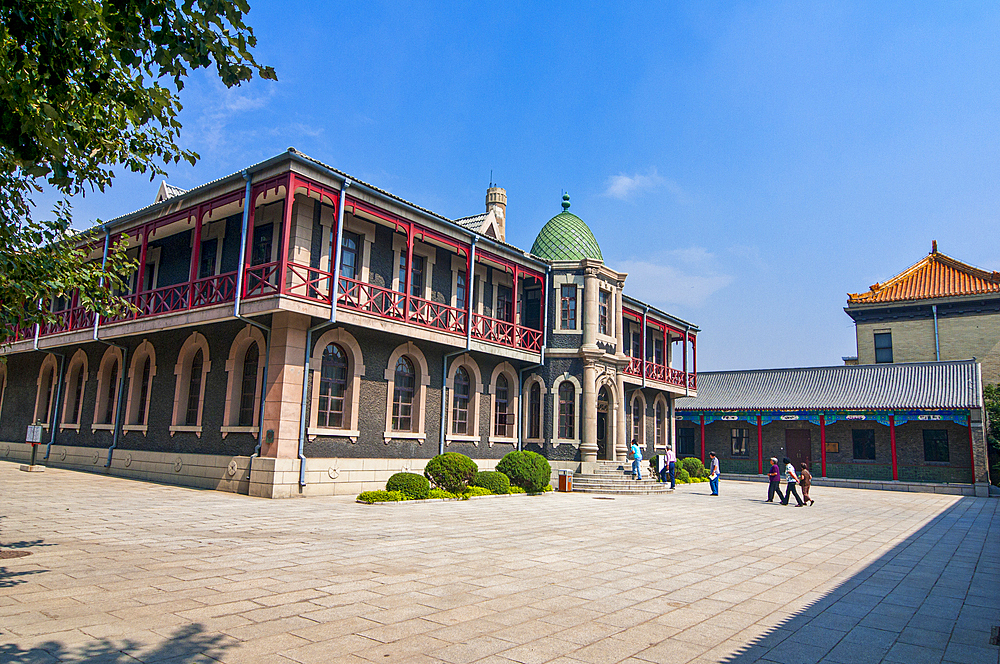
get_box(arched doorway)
[597,385,613,460]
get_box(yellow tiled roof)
[847,248,1000,304]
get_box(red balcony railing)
[623,356,696,390]
[18,266,542,355]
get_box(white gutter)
[329,180,351,323]
[932,304,940,361]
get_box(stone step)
[571,485,674,495]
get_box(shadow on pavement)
[0,623,236,663]
[722,497,1000,664]
[0,515,50,588]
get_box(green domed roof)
[530,194,603,261]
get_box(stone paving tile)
[2,465,998,664]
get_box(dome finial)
[561,192,571,211]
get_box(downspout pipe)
[329,180,351,323]
[684,324,691,398]
[234,170,252,319]
[932,305,940,361]
[93,232,111,341]
[465,237,478,350]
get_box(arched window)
[558,382,575,440]
[61,350,89,428]
[528,382,541,440]
[34,355,58,426]
[102,359,119,424]
[171,332,211,432]
[317,343,348,428]
[239,343,259,427]
[392,356,415,431]
[185,350,203,426]
[124,341,156,430]
[0,363,6,423]
[632,396,643,443]
[452,366,470,435]
[655,400,665,447]
[494,374,511,437]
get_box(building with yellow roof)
[845,241,1000,385]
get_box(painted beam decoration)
[676,410,971,427]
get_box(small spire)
[561,192,571,211]
[931,240,938,254]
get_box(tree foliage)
[0,0,276,341]
[984,384,999,487]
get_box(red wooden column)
[757,415,763,474]
[512,266,520,325]
[889,414,898,481]
[700,414,706,463]
[278,174,296,295]
[691,335,697,377]
[403,222,414,319]
[683,329,688,376]
[967,413,977,484]
[188,207,204,307]
[820,414,827,477]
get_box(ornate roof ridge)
[847,246,1000,304]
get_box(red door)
[785,429,811,470]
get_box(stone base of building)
[723,473,992,497]
[1,443,574,498]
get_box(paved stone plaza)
[1,463,997,664]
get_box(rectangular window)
[923,429,949,462]
[731,428,749,457]
[852,429,876,460]
[874,332,893,363]
[456,271,467,308]
[250,224,273,266]
[340,231,361,281]
[560,285,577,330]
[631,330,641,358]
[398,253,425,296]
[653,339,664,365]
[677,427,696,456]
[598,290,609,336]
[198,238,218,279]
[497,285,512,322]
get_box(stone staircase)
[572,461,674,495]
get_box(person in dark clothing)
[780,457,805,507]
[800,463,814,506]
[766,457,784,503]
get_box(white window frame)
[60,349,89,430]
[445,354,483,445]
[383,342,430,443]
[308,328,365,441]
[169,332,212,436]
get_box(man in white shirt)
[708,451,720,496]
[663,445,677,489]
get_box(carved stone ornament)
[227,459,238,477]
[328,467,339,479]
[124,453,132,467]
[173,457,183,473]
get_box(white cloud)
[617,248,733,308]
[603,168,689,204]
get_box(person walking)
[630,439,643,480]
[780,457,805,506]
[664,444,677,489]
[800,463,814,506]
[708,451,720,495]
[766,457,784,503]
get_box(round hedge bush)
[679,457,707,478]
[472,470,511,495]
[423,453,478,493]
[674,466,691,484]
[386,472,430,500]
[496,450,551,493]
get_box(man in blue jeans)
[708,451,720,495]
[662,444,676,489]
[630,439,642,480]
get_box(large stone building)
[845,242,1000,385]
[0,149,698,497]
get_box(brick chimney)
[486,187,507,242]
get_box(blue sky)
[53,1,1000,371]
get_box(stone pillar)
[971,407,990,497]
[614,286,625,354]
[581,361,598,463]
[615,372,628,461]
[261,310,309,460]
[582,268,598,350]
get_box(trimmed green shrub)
[428,488,457,499]
[472,470,510,495]
[542,484,553,492]
[507,485,527,494]
[674,467,691,484]
[357,490,407,504]
[386,472,430,500]
[463,486,492,499]
[424,453,478,493]
[679,457,707,478]
[496,450,551,492]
